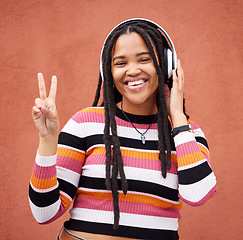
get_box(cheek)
[112,68,124,84]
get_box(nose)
[126,62,141,76]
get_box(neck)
[117,100,158,116]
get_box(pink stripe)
[33,162,56,179]
[56,156,84,174]
[72,109,158,130]
[85,154,178,174]
[190,121,200,130]
[179,185,217,206]
[71,111,105,124]
[176,141,201,159]
[73,196,181,219]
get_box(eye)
[114,61,126,67]
[139,57,152,63]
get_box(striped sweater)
[29,106,217,240]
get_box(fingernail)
[178,59,181,66]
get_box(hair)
[92,21,189,229]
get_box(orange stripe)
[60,192,72,211]
[199,145,210,159]
[57,147,85,162]
[79,107,105,114]
[77,189,182,209]
[87,146,177,163]
[31,173,57,189]
[177,151,205,168]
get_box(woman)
[29,19,217,240]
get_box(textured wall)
[0,0,242,239]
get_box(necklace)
[121,102,158,144]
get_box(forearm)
[170,112,188,128]
[174,123,217,205]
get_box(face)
[111,32,159,115]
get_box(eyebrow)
[113,52,151,62]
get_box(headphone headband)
[100,18,177,80]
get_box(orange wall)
[1,0,242,239]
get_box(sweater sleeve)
[174,121,217,206]
[29,111,86,224]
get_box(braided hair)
[92,20,188,229]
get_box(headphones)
[100,18,177,81]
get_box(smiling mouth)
[125,79,147,86]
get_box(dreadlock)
[92,21,188,229]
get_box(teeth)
[127,80,145,86]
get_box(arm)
[29,73,85,223]
[29,113,86,224]
[164,60,216,205]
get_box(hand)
[32,73,60,138]
[164,60,187,127]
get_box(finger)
[38,73,47,100]
[49,75,57,100]
[32,106,42,120]
[177,60,184,89]
[35,98,42,109]
[172,70,178,87]
[32,106,40,115]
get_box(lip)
[124,77,148,91]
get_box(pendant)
[141,134,146,144]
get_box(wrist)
[38,134,58,156]
[171,123,193,137]
[170,112,188,128]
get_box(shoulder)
[70,106,105,123]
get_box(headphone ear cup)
[165,48,173,79]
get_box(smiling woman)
[29,18,217,240]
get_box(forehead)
[112,32,150,55]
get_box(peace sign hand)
[32,73,60,138]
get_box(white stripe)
[70,208,178,231]
[117,125,158,141]
[29,198,60,223]
[62,120,159,141]
[178,158,207,171]
[35,152,57,167]
[61,120,103,138]
[179,172,217,203]
[58,144,85,154]
[194,128,206,138]
[30,181,59,193]
[173,131,195,147]
[56,166,80,187]
[81,165,178,190]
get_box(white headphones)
[100,18,177,81]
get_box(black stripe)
[29,184,59,207]
[57,178,77,198]
[195,136,209,149]
[116,106,159,124]
[58,132,85,151]
[85,134,176,151]
[79,176,179,202]
[64,219,179,240]
[178,161,212,185]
